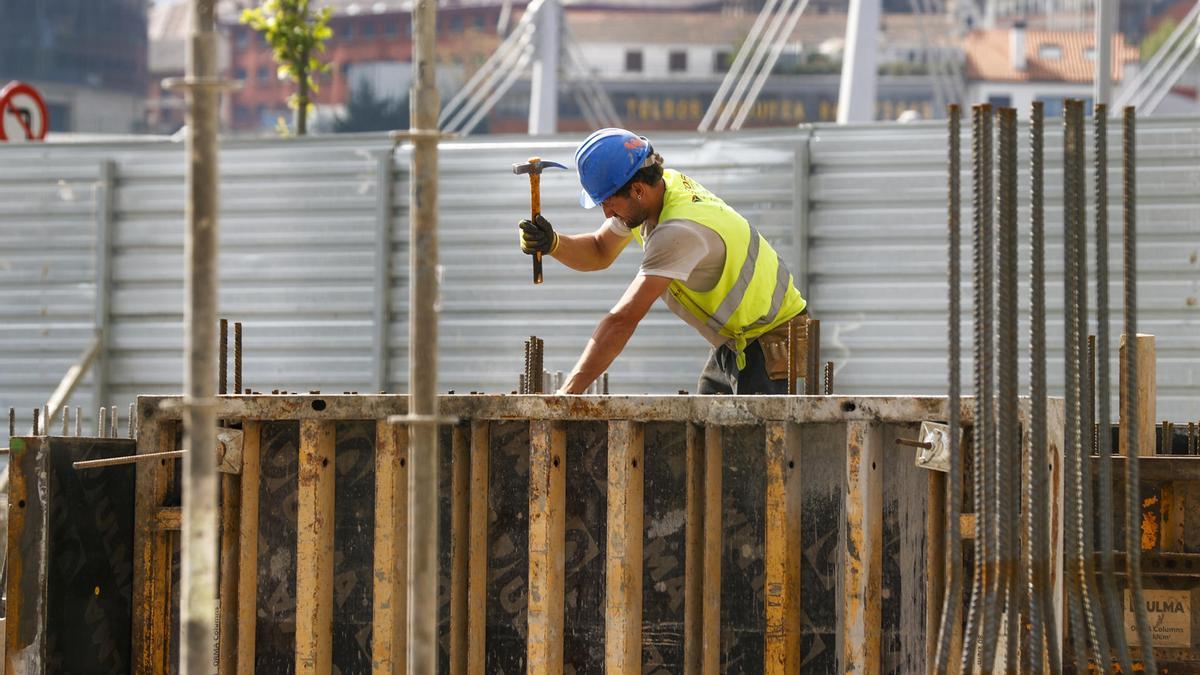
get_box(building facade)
[0,0,147,133]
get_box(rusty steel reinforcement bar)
[1094,103,1134,672]
[961,104,986,671]
[1070,99,1114,668]
[996,107,1020,668]
[1062,99,1093,669]
[1122,106,1157,670]
[933,103,962,675]
[220,318,228,396]
[235,321,243,396]
[408,0,441,668]
[1023,101,1061,674]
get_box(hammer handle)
[530,172,543,284]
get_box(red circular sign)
[0,81,50,142]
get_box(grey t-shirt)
[603,216,729,347]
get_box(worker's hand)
[519,214,559,255]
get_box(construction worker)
[519,127,808,395]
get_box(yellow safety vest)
[634,169,807,368]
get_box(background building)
[0,0,148,133]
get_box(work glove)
[519,214,559,255]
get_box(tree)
[334,81,409,133]
[1141,17,1177,63]
[240,0,333,136]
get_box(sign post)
[0,81,49,142]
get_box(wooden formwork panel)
[9,394,1040,673]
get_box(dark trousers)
[696,339,790,395]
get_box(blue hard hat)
[574,128,654,209]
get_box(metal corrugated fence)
[1,118,1197,432]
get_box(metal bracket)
[912,421,958,473]
[216,427,243,474]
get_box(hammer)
[512,156,567,284]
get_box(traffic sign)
[0,81,49,142]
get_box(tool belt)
[758,312,808,381]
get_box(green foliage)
[1141,18,1178,62]
[334,81,410,133]
[240,0,333,135]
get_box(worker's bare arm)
[551,223,632,271]
[559,274,672,394]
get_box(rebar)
[32,407,40,436]
[129,403,136,439]
[111,405,118,438]
[1071,100,1113,669]
[1189,422,1196,454]
[1022,100,1061,674]
[602,371,609,394]
[9,407,15,439]
[523,339,532,394]
[1094,102,1133,672]
[786,319,797,394]
[220,318,228,396]
[1062,98,1093,668]
[234,321,242,395]
[61,407,68,436]
[75,406,81,436]
[961,103,987,673]
[996,107,1020,668]
[1123,105,1156,669]
[823,361,833,395]
[1088,335,1098,453]
[98,406,107,438]
[805,319,821,395]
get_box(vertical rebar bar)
[110,405,118,438]
[602,371,609,395]
[234,321,242,396]
[8,407,13,439]
[961,104,982,672]
[934,103,963,675]
[32,408,40,436]
[75,406,81,437]
[220,317,228,396]
[1071,100,1113,669]
[996,107,1020,668]
[1088,335,1098,453]
[824,361,833,395]
[61,407,68,436]
[1122,105,1157,671]
[1094,102,1134,672]
[978,103,1002,673]
[1062,98,1092,669]
[129,402,136,439]
[98,406,107,438]
[408,0,441,667]
[181,1,222,670]
[1023,100,1061,674]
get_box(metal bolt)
[895,437,932,450]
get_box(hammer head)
[512,156,568,175]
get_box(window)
[450,16,464,32]
[235,30,248,48]
[1038,43,1062,59]
[363,21,375,37]
[474,15,486,31]
[625,49,643,73]
[257,66,270,82]
[987,94,1011,108]
[233,67,247,80]
[344,22,355,39]
[385,20,398,36]
[1084,47,1096,60]
[714,50,733,73]
[669,50,687,73]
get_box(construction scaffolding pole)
[181,0,221,671]
[528,0,561,134]
[408,0,442,669]
[836,0,880,123]
[1094,0,1115,103]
